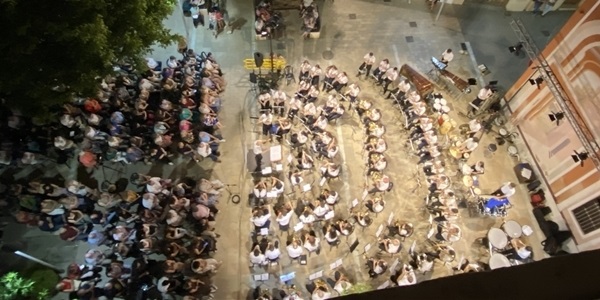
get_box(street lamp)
[0,243,64,273]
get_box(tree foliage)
[0,0,178,115]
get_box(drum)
[440,99,447,106]
[439,121,453,135]
[508,146,518,155]
[449,147,461,159]
[461,163,472,175]
[433,103,442,111]
[472,187,481,195]
[441,105,451,113]
[499,128,508,136]
[489,253,511,270]
[502,220,523,238]
[487,228,508,249]
[463,152,470,159]
[462,175,474,187]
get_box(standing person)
[492,182,517,198]
[532,0,544,15]
[373,59,390,82]
[258,110,274,136]
[381,67,399,94]
[541,0,556,16]
[253,139,268,173]
[177,37,188,56]
[440,49,454,65]
[191,5,202,28]
[357,52,376,78]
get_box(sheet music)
[270,145,282,162]
[280,272,296,283]
[336,258,343,267]
[309,271,323,280]
[409,240,416,255]
[387,212,394,225]
[330,262,338,270]
[275,164,283,171]
[260,228,269,236]
[362,189,368,200]
[294,223,304,232]
[319,177,327,187]
[352,198,359,208]
[262,167,272,175]
[521,168,532,179]
[254,274,262,281]
[287,154,294,163]
[261,273,269,280]
[302,184,311,192]
[376,224,384,237]
[364,243,371,253]
[266,191,278,198]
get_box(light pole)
[1,243,64,273]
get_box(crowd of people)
[1,48,230,299]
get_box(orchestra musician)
[302,101,317,125]
[363,108,382,126]
[387,79,411,100]
[295,79,312,100]
[366,121,385,138]
[344,83,361,104]
[258,90,272,110]
[310,64,322,87]
[299,60,311,82]
[329,71,349,93]
[373,58,390,81]
[322,65,339,91]
[356,98,373,117]
[287,96,303,120]
[271,89,287,117]
[297,150,314,170]
[357,52,376,78]
[367,152,387,174]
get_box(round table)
[487,228,508,249]
[489,253,511,270]
[503,220,522,238]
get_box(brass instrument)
[370,171,382,182]
[400,64,434,98]
[368,122,378,132]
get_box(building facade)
[505,0,600,251]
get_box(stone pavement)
[0,0,573,299]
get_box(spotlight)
[548,111,564,125]
[508,43,523,55]
[571,150,589,167]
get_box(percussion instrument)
[487,228,508,249]
[439,69,470,94]
[472,187,481,195]
[508,146,518,156]
[463,152,470,159]
[439,120,453,135]
[489,253,511,270]
[400,64,434,98]
[462,175,474,187]
[441,105,451,113]
[449,146,461,159]
[440,99,447,106]
[461,163,472,175]
[502,220,523,238]
[433,103,442,111]
[499,128,508,136]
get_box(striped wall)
[506,0,600,251]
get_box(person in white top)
[253,180,267,199]
[286,238,304,259]
[258,110,273,136]
[299,60,311,81]
[258,90,272,110]
[459,137,479,154]
[395,265,417,286]
[344,83,361,103]
[303,102,317,124]
[380,67,399,94]
[366,197,385,213]
[296,79,312,99]
[310,64,322,87]
[470,85,494,114]
[330,72,349,93]
[333,274,353,294]
[299,208,316,224]
[321,162,340,179]
[369,174,391,193]
[322,65,339,91]
[366,257,387,277]
[324,225,340,244]
[311,115,328,133]
[311,287,331,300]
[277,208,294,230]
[387,79,411,100]
[265,241,281,262]
[379,238,401,254]
[313,200,331,218]
[271,89,287,116]
[358,52,376,77]
[253,139,268,172]
[303,232,320,253]
[493,182,517,198]
[440,48,454,64]
[249,246,267,266]
[320,189,339,205]
[289,170,305,188]
[416,253,434,273]
[251,207,271,231]
[373,59,390,81]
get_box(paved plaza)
[0,0,573,299]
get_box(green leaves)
[0,272,35,300]
[0,0,178,117]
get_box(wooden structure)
[400,64,434,98]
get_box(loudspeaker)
[254,52,264,68]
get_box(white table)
[502,220,522,238]
[487,228,508,249]
[489,253,511,270]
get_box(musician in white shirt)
[321,162,340,178]
[271,89,287,116]
[330,72,349,92]
[387,79,411,100]
[358,52,376,77]
[249,246,267,266]
[296,80,312,99]
[321,189,339,205]
[303,102,317,124]
[288,96,303,119]
[251,208,271,231]
[310,64,322,86]
[369,174,391,193]
[322,65,339,91]
[313,200,330,218]
[258,110,273,136]
[379,238,401,254]
[265,241,281,262]
[440,48,454,64]
[299,60,311,81]
[380,67,399,93]
[277,208,294,230]
[286,239,304,259]
[344,83,361,103]
[258,91,272,110]
[470,86,494,113]
[373,58,390,80]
